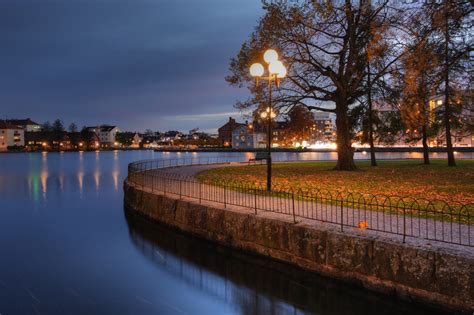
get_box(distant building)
[427,95,473,147]
[161,130,183,142]
[372,94,473,148]
[252,120,289,147]
[131,133,142,148]
[187,128,201,140]
[271,121,288,147]
[231,124,266,149]
[6,118,41,132]
[142,139,159,149]
[0,120,24,150]
[218,117,246,147]
[25,131,72,151]
[313,112,335,142]
[84,125,120,148]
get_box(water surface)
[0,151,464,314]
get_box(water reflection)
[0,151,470,314]
[40,169,48,197]
[125,210,449,315]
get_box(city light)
[250,63,264,77]
[263,49,278,63]
[307,142,337,150]
[248,49,287,191]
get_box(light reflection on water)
[0,150,467,314]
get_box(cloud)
[165,111,242,121]
[0,0,262,131]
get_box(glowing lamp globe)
[277,64,287,78]
[249,63,264,77]
[269,60,284,75]
[263,49,278,63]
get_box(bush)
[7,145,25,151]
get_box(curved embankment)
[124,179,474,312]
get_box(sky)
[0,0,263,133]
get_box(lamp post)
[249,49,287,191]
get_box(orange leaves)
[357,220,369,230]
[198,160,474,206]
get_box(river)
[0,150,466,314]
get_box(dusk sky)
[0,0,262,133]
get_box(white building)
[0,120,25,151]
[131,133,142,148]
[313,112,335,142]
[232,125,266,149]
[85,125,120,147]
[6,118,41,132]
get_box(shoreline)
[1,147,473,154]
[154,147,474,153]
[123,179,474,312]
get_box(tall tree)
[427,0,472,166]
[399,10,440,165]
[285,105,316,144]
[52,119,65,145]
[42,121,52,132]
[68,122,78,133]
[52,119,64,132]
[227,0,401,170]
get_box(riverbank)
[154,146,474,153]
[2,146,474,154]
[124,178,474,312]
[125,207,454,315]
[0,147,149,153]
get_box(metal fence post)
[152,175,155,193]
[199,182,202,204]
[292,192,296,224]
[254,188,257,215]
[340,199,344,232]
[224,186,227,208]
[179,180,182,199]
[403,206,406,243]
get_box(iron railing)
[127,158,473,247]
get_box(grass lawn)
[197,159,474,205]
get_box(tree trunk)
[421,124,430,165]
[367,62,377,166]
[420,73,430,165]
[444,1,456,167]
[334,96,357,171]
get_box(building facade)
[313,112,335,142]
[372,94,473,148]
[231,124,266,149]
[0,121,24,150]
[218,117,246,147]
[6,118,41,132]
[84,125,120,147]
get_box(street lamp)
[249,49,287,191]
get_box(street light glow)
[277,65,287,78]
[250,63,264,77]
[269,60,285,76]
[263,49,278,63]
[248,48,286,192]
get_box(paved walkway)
[129,163,473,254]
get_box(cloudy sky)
[0,0,262,133]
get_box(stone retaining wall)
[124,180,474,312]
